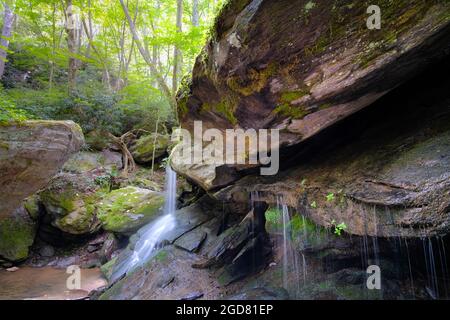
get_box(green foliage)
[0,0,224,133]
[0,89,29,124]
[94,175,113,192]
[265,207,282,231]
[331,219,347,236]
[326,193,335,202]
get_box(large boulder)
[175,0,450,190]
[0,121,84,219]
[97,186,165,235]
[129,134,169,165]
[40,173,103,235]
[0,206,37,261]
[63,150,122,174]
[38,149,123,236]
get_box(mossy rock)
[100,256,118,281]
[23,195,41,221]
[0,207,37,261]
[130,134,169,165]
[40,173,104,235]
[97,186,165,235]
[63,151,122,174]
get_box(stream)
[0,267,106,300]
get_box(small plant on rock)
[331,219,347,236]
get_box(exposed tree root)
[107,132,137,177]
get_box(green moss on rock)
[274,104,308,119]
[227,63,277,97]
[40,176,104,235]
[23,195,41,221]
[100,256,118,281]
[202,97,239,125]
[0,208,37,261]
[97,186,165,235]
[130,134,169,165]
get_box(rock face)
[175,0,450,191]
[215,56,450,238]
[0,121,84,219]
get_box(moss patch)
[131,134,169,164]
[40,179,105,235]
[100,256,118,281]
[24,195,41,221]
[202,97,239,125]
[227,63,277,97]
[274,103,308,119]
[273,90,311,119]
[97,186,165,234]
[0,213,36,261]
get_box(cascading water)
[113,166,177,278]
[275,196,302,297]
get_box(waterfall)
[114,166,177,277]
[276,196,302,297]
[281,201,289,289]
[164,165,177,215]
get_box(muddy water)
[0,267,107,300]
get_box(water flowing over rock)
[0,121,84,220]
[175,0,450,191]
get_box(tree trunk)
[0,2,15,79]
[65,0,79,93]
[192,0,199,27]
[172,0,183,93]
[49,2,57,91]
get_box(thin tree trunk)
[172,0,183,93]
[81,18,112,92]
[65,0,79,93]
[49,3,57,91]
[192,0,199,27]
[0,2,15,79]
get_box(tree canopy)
[0,0,225,133]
